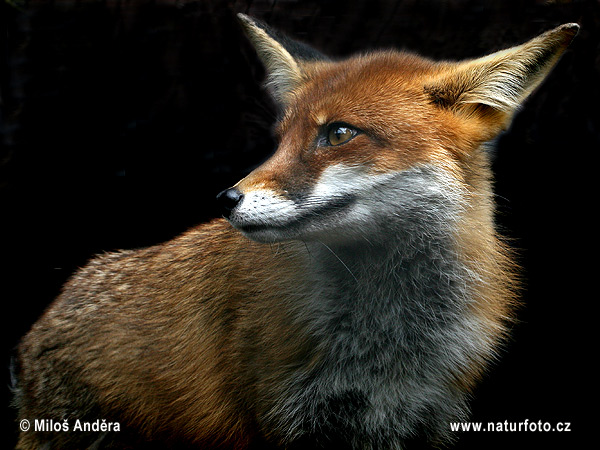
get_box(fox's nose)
[216,188,244,218]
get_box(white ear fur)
[237,13,303,106]
[427,23,579,117]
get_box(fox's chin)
[228,212,336,243]
[236,224,292,243]
[229,219,305,243]
[231,217,366,245]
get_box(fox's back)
[17,219,314,447]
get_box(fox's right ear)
[237,13,328,107]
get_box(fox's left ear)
[425,23,579,130]
[237,13,328,108]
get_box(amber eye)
[327,124,357,146]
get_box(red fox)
[14,14,578,450]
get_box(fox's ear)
[237,13,328,107]
[425,23,579,129]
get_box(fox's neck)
[305,222,473,358]
[269,223,484,442]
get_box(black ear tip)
[553,23,580,48]
[237,12,267,32]
[236,12,273,37]
[562,23,580,32]
[547,23,580,46]
[558,23,580,39]
[236,13,253,25]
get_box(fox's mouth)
[233,194,357,240]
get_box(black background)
[2,0,598,448]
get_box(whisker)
[318,241,359,282]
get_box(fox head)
[217,15,578,243]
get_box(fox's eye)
[327,124,357,146]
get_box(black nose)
[216,188,244,218]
